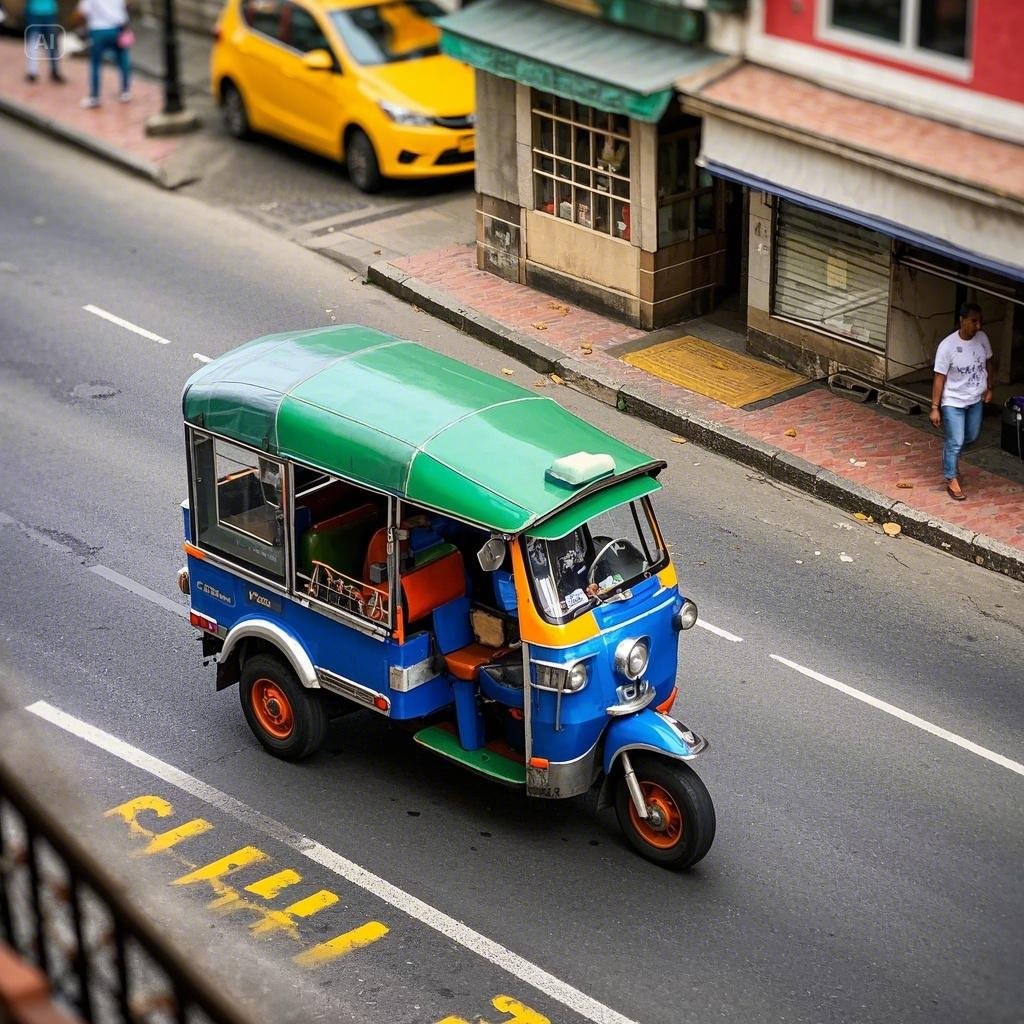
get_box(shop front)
[686,64,1024,407]
[439,0,738,328]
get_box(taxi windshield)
[524,498,667,624]
[329,2,443,65]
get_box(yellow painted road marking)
[250,890,340,938]
[436,995,551,1024]
[293,922,389,967]
[143,818,214,854]
[245,869,302,899]
[173,847,269,885]
[105,795,173,835]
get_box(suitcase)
[1001,397,1024,458]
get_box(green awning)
[438,0,725,123]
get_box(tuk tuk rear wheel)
[240,654,326,761]
[614,756,715,870]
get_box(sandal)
[946,479,966,501]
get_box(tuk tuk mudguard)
[217,618,319,691]
[597,708,707,805]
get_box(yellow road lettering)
[245,869,303,899]
[293,922,389,967]
[250,890,340,938]
[435,996,551,1024]
[173,847,268,886]
[105,795,174,837]
[143,818,214,854]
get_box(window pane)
[696,191,715,237]
[831,0,902,42]
[918,0,968,57]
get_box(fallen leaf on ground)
[670,437,688,445]
[854,512,874,522]
[549,301,570,315]
[550,373,565,385]
[784,428,797,437]
[501,368,514,376]
[853,460,867,467]
[882,522,902,537]
[580,344,592,353]
[373,249,381,255]
[896,480,913,488]
[533,380,547,388]
[532,322,549,330]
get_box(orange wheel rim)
[250,678,293,739]
[629,781,683,850]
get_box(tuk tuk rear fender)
[216,618,319,692]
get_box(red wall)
[762,0,1024,104]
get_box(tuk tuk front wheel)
[614,756,715,870]
[240,654,326,761]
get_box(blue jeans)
[88,27,131,99]
[26,23,61,76]
[940,402,983,481]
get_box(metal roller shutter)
[773,200,891,351]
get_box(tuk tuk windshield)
[524,497,667,624]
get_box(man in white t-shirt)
[929,302,993,501]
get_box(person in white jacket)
[77,0,132,107]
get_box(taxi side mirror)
[477,537,506,573]
[301,49,334,72]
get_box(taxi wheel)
[221,81,250,140]
[240,654,325,761]
[614,756,715,870]
[346,129,381,193]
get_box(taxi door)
[273,1,341,158]
[233,0,294,136]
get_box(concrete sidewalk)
[2,23,1022,581]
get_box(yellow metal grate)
[623,334,808,408]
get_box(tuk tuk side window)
[190,432,286,582]
[525,497,668,624]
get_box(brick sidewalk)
[392,245,1024,556]
[0,36,182,176]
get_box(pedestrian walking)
[929,302,993,501]
[77,0,132,107]
[25,0,67,84]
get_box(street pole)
[144,0,199,136]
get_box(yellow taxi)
[210,0,475,191]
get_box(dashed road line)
[771,655,1024,777]
[27,701,641,1024]
[696,619,743,642]
[83,304,171,345]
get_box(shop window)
[531,91,632,240]
[656,127,716,247]
[772,201,891,351]
[826,0,970,62]
[191,433,286,582]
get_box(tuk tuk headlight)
[534,661,589,692]
[615,637,649,681]
[673,600,698,631]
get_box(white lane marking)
[696,619,743,642]
[25,702,639,1024]
[771,655,1024,778]
[88,564,188,619]
[83,304,171,345]
[192,353,211,363]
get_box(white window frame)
[817,0,973,80]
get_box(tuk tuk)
[178,325,715,869]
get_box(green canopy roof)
[182,326,662,534]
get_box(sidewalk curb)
[0,93,169,187]
[367,258,1024,584]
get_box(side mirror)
[477,537,506,573]
[301,48,334,72]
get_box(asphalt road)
[2,119,1023,1024]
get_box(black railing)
[0,759,251,1024]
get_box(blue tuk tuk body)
[178,326,714,868]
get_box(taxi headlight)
[615,637,649,680]
[379,100,434,126]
